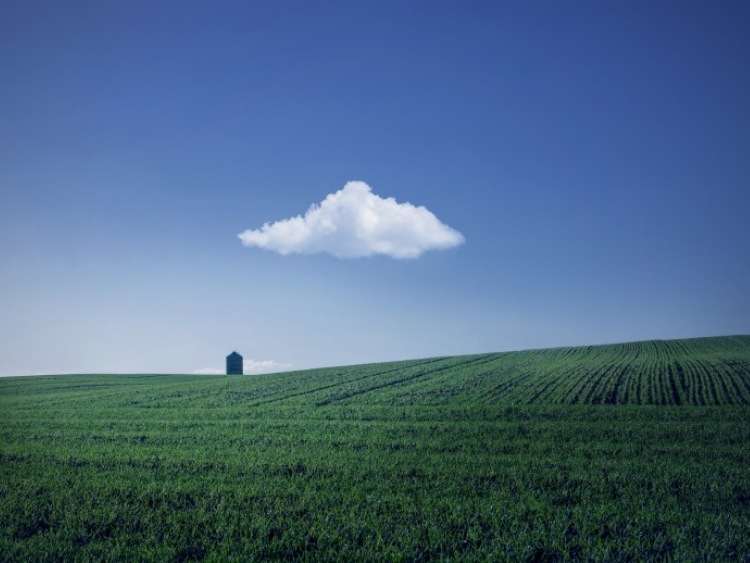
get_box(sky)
[1,1,749,376]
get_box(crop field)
[1,335,750,561]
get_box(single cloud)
[194,360,292,375]
[238,181,465,259]
[244,359,293,373]
[194,368,224,375]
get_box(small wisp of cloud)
[193,368,225,375]
[243,359,293,373]
[194,359,292,375]
[238,181,465,259]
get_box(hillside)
[2,336,749,412]
[260,334,750,407]
[2,335,750,561]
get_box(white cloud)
[244,359,293,373]
[238,181,465,259]
[193,360,292,375]
[193,368,224,375]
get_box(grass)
[1,335,750,560]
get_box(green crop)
[1,336,749,560]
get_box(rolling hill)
[2,335,749,561]
[247,334,750,407]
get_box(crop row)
[285,335,750,407]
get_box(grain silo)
[226,351,243,375]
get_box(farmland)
[1,335,750,560]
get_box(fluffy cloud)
[238,181,465,259]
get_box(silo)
[226,351,243,375]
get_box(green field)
[2,336,750,561]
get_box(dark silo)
[226,351,243,375]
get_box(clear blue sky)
[2,1,749,375]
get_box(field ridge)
[3,335,750,407]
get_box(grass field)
[2,336,750,560]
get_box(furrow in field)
[667,359,683,405]
[640,344,661,404]
[565,350,600,403]
[597,359,626,405]
[355,354,509,406]
[558,362,593,404]
[314,355,495,406]
[620,346,643,404]
[680,359,701,405]
[625,361,643,404]
[608,347,638,404]
[522,354,575,404]
[611,363,631,404]
[706,359,732,405]
[717,361,750,405]
[716,362,744,404]
[693,359,710,405]
[727,361,750,403]
[581,359,620,404]
[673,361,688,404]
[523,364,567,404]
[701,361,721,404]
[722,361,747,404]
[716,359,745,404]
[482,369,538,402]
[245,358,451,407]
[649,356,664,405]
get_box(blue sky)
[2,1,749,375]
